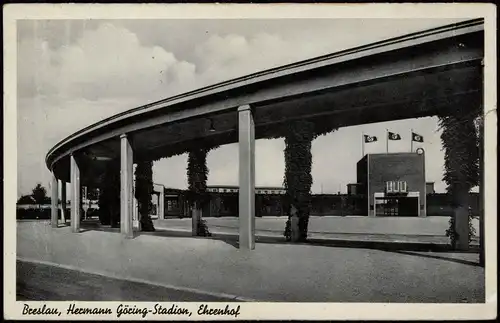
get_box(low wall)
[16,205,97,220]
[16,208,65,220]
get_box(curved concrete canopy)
[46,19,484,186]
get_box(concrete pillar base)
[192,206,200,236]
[290,215,300,242]
[159,189,165,220]
[454,206,470,251]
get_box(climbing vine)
[187,147,217,237]
[282,119,337,241]
[445,210,476,247]
[439,104,481,247]
[135,160,156,231]
[187,148,209,206]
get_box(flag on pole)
[412,132,424,142]
[364,135,378,143]
[388,131,401,140]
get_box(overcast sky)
[17,18,468,197]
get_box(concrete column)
[70,154,81,233]
[238,105,255,250]
[215,196,222,217]
[120,134,134,238]
[191,203,200,236]
[421,152,427,217]
[290,205,300,242]
[133,197,140,231]
[60,181,67,224]
[454,190,470,251]
[132,165,140,231]
[51,172,59,228]
[80,186,85,220]
[159,190,165,220]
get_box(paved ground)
[159,215,480,236]
[17,261,233,301]
[16,220,484,302]
[154,216,480,246]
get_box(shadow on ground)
[75,219,481,267]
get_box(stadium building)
[355,149,427,217]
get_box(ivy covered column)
[238,105,255,250]
[439,105,480,251]
[120,134,134,238]
[187,147,211,237]
[283,119,315,242]
[135,160,155,232]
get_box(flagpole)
[362,132,364,157]
[410,128,413,153]
[386,129,389,154]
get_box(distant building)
[155,185,286,218]
[346,183,359,195]
[207,185,285,217]
[426,182,436,194]
[151,151,433,219]
[133,183,166,221]
[357,151,427,217]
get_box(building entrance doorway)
[375,195,419,217]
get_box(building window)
[167,200,178,211]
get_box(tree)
[17,195,35,205]
[135,160,155,231]
[31,183,48,204]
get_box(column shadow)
[382,250,482,267]
[76,220,480,256]
[78,221,241,248]
[136,229,241,249]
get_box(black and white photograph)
[4,3,497,321]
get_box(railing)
[16,204,69,210]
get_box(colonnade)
[50,104,256,250]
[49,102,481,252]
